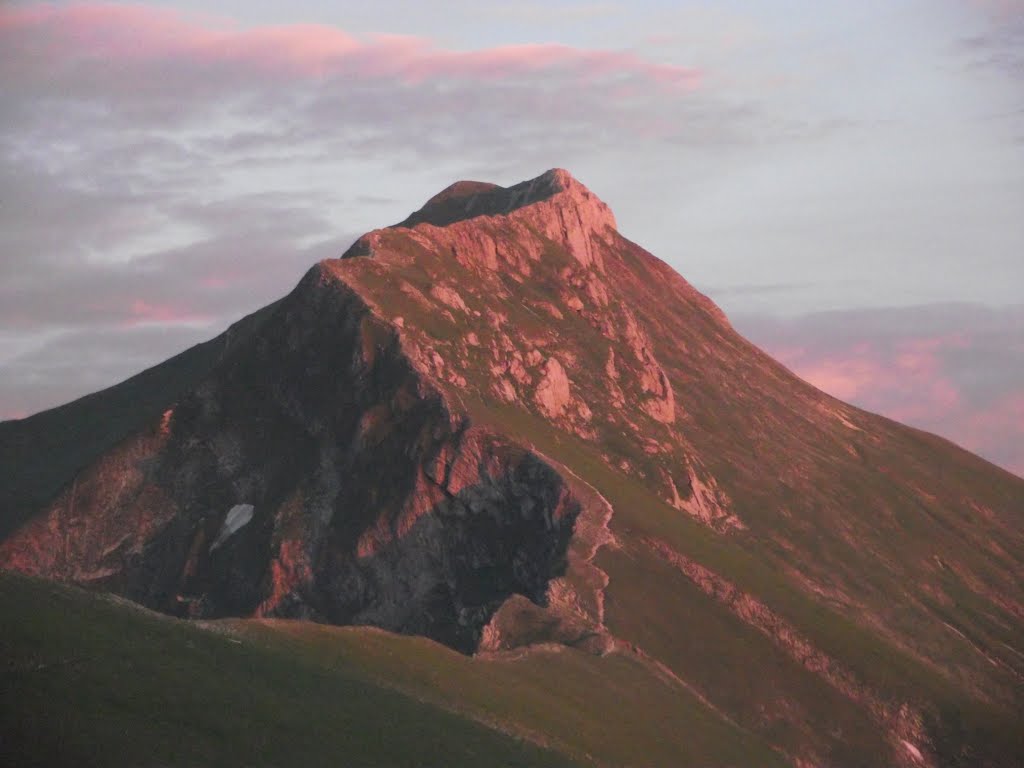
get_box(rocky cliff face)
[2,169,1022,767]
[0,264,579,653]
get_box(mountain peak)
[336,169,618,270]
[4,166,1024,767]
[395,168,617,234]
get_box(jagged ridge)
[397,168,616,231]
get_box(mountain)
[1,169,1022,768]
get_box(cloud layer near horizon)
[735,305,1024,477]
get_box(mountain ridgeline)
[2,169,1022,767]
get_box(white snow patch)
[210,504,254,551]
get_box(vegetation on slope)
[0,571,582,768]
[469,400,1024,768]
[235,619,789,768]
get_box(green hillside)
[0,572,582,768]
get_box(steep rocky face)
[0,265,578,653]
[2,168,1023,767]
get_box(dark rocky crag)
[0,262,579,654]
[2,169,1023,767]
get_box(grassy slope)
[469,401,1024,766]
[608,236,1024,701]
[0,572,583,768]
[234,620,788,768]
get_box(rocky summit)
[2,169,1023,767]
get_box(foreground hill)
[0,571,585,768]
[2,169,1022,766]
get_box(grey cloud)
[0,228,356,420]
[0,4,787,175]
[737,303,1024,344]
[703,281,817,299]
[960,23,1024,80]
[957,3,1024,113]
[0,324,213,419]
[0,224,352,330]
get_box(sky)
[1,0,1022,475]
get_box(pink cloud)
[761,328,1023,477]
[969,0,1024,16]
[792,358,877,401]
[1,3,222,59]
[782,336,958,404]
[958,392,1024,451]
[0,3,700,86]
[126,299,210,326]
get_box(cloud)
[0,3,699,95]
[958,0,1024,93]
[0,149,344,331]
[0,2,766,179]
[0,323,215,418]
[0,226,356,418]
[4,2,685,83]
[735,304,1024,477]
[0,2,719,302]
[0,2,744,425]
